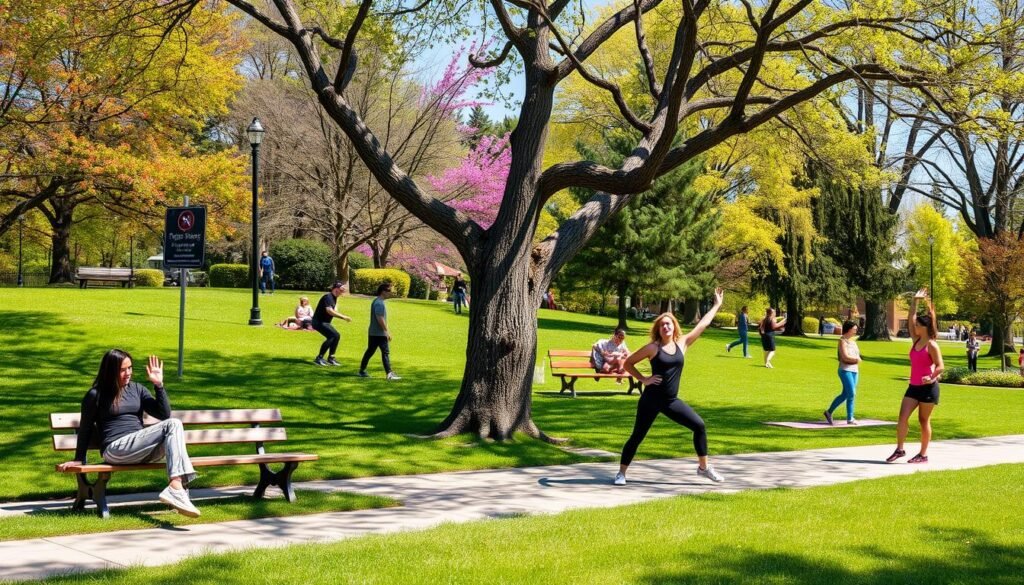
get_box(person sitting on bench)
[57,350,201,517]
[591,328,630,375]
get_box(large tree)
[157,0,948,440]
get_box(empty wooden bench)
[75,266,135,288]
[547,350,643,398]
[51,408,318,518]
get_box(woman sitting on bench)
[57,350,201,517]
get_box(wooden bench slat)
[55,452,319,473]
[550,360,597,369]
[555,372,632,378]
[53,427,289,451]
[548,350,591,357]
[51,408,284,429]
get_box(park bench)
[75,267,135,288]
[547,350,643,398]
[51,408,318,518]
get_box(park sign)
[163,206,207,269]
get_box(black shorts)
[905,382,940,405]
[760,334,776,352]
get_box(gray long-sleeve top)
[74,382,171,463]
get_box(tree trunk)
[48,201,75,284]
[859,299,891,341]
[335,251,350,287]
[616,280,628,330]
[987,318,1015,356]
[682,299,699,323]
[783,291,804,336]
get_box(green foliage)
[944,367,1024,388]
[409,274,433,299]
[558,289,606,314]
[712,311,736,327]
[270,239,334,291]
[348,252,372,270]
[351,268,411,297]
[802,316,820,334]
[133,269,164,288]
[209,264,250,288]
[905,203,972,314]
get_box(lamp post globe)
[247,117,265,325]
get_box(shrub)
[825,317,842,327]
[409,274,432,299]
[351,268,411,297]
[270,239,334,291]
[133,269,164,287]
[209,264,250,288]
[347,251,372,284]
[945,368,1024,388]
[558,289,604,314]
[190,270,208,287]
[712,311,736,327]
[802,316,819,334]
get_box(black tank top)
[647,343,684,397]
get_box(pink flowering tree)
[427,133,510,229]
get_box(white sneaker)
[697,465,725,483]
[725,343,731,353]
[159,486,201,518]
[613,472,626,486]
[387,372,402,381]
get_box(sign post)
[164,199,206,378]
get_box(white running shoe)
[613,472,626,486]
[697,465,725,483]
[725,343,731,353]
[387,372,402,381]
[159,486,201,518]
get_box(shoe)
[908,453,929,464]
[726,343,731,353]
[823,410,833,426]
[847,419,858,425]
[885,448,906,463]
[613,472,626,486]
[744,355,752,359]
[697,465,725,483]
[765,363,773,369]
[358,370,369,378]
[387,372,402,381]
[327,357,341,366]
[159,486,201,518]
[314,357,328,367]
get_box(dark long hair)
[915,301,938,339]
[93,349,131,410]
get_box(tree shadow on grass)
[641,526,1022,585]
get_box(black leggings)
[360,335,391,373]
[620,392,708,465]
[313,320,340,358]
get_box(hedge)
[270,239,334,291]
[801,316,819,334]
[943,366,1024,388]
[351,268,411,297]
[133,269,164,287]
[712,311,736,327]
[209,264,250,288]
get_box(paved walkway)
[3,435,1023,582]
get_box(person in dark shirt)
[451,273,468,314]
[312,281,353,366]
[57,349,200,517]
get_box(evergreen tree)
[465,105,494,149]
[558,133,720,329]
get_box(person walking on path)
[614,288,727,487]
[312,282,352,367]
[1019,348,1024,377]
[258,251,276,294]
[359,282,401,380]
[824,321,861,425]
[57,350,200,517]
[966,331,981,373]
[452,273,469,314]
[726,306,751,358]
[758,308,787,368]
[887,288,944,464]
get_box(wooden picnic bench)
[75,266,135,288]
[51,408,318,518]
[547,350,643,398]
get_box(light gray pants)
[102,419,197,484]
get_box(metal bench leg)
[254,462,299,502]
[628,378,643,395]
[74,472,111,518]
[568,377,577,399]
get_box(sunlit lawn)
[0,287,1020,504]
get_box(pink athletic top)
[909,343,934,385]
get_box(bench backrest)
[548,349,595,370]
[76,267,134,278]
[50,408,286,452]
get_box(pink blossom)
[428,133,510,228]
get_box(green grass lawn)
[30,464,1024,584]
[0,287,1021,504]
[0,490,395,541]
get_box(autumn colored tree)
[959,234,1024,354]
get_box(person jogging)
[614,288,726,486]
[359,282,401,380]
[886,288,944,464]
[824,321,861,425]
[312,281,352,367]
[726,305,751,358]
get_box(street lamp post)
[17,215,25,287]
[928,235,936,331]
[247,117,265,326]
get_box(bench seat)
[547,350,643,398]
[75,267,135,288]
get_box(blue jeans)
[727,332,749,357]
[828,369,858,421]
[260,271,274,293]
[452,291,466,314]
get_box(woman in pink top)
[887,288,944,464]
